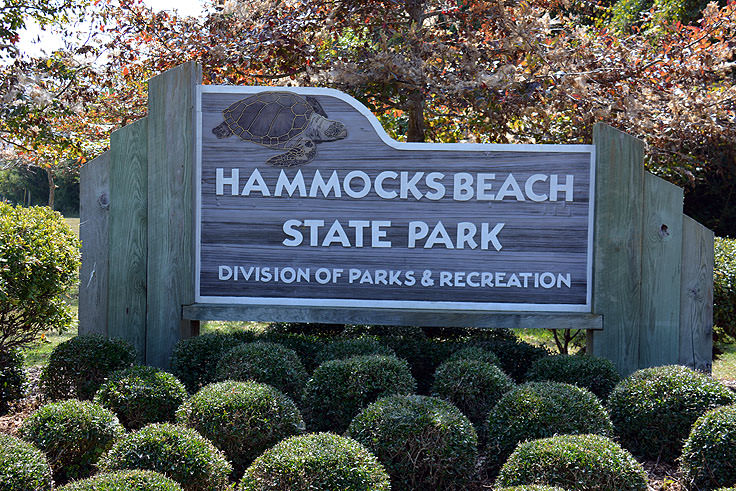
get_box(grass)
[714,344,736,380]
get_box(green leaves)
[0,203,79,352]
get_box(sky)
[17,0,207,58]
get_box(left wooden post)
[79,152,110,336]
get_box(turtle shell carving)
[212,91,348,167]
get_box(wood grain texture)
[589,123,644,375]
[679,215,713,372]
[79,152,110,336]
[146,62,201,368]
[638,172,683,368]
[199,90,593,308]
[108,118,148,361]
[182,303,603,329]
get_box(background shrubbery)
[525,355,621,401]
[0,348,25,415]
[0,203,80,353]
[714,237,736,343]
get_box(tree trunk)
[46,167,55,210]
[407,90,426,142]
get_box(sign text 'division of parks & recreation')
[196,86,595,312]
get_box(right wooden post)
[589,123,713,375]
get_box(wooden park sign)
[197,86,594,312]
[79,62,714,375]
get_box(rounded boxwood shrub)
[170,333,239,393]
[525,355,621,401]
[97,423,231,491]
[0,203,80,356]
[20,399,124,483]
[264,321,345,336]
[0,433,52,491]
[215,341,308,399]
[302,355,416,432]
[0,348,25,415]
[177,380,305,476]
[239,432,390,491]
[496,434,648,491]
[346,394,478,491]
[314,336,396,365]
[94,365,188,430]
[485,382,613,475]
[681,404,736,490]
[480,339,550,382]
[608,365,736,462]
[40,334,136,400]
[446,345,501,366]
[431,359,514,432]
[257,332,326,372]
[57,470,183,491]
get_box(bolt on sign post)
[79,62,713,374]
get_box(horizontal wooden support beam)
[182,304,603,330]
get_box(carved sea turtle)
[212,91,348,167]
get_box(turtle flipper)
[306,96,328,118]
[266,140,317,167]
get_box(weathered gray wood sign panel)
[197,87,595,312]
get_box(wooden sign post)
[79,62,713,374]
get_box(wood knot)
[658,223,669,239]
[98,193,109,209]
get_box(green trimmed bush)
[40,335,136,400]
[177,380,305,476]
[257,332,326,372]
[94,365,188,430]
[0,433,52,491]
[302,355,416,433]
[485,382,613,475]
[239,432,390,491]
[0,203,80,354]
[608,365,736,462]
[715,237,736,341]
[346,394,478,491]
[215,341,308,400]
[20,399,124,483]
[314,336,395,365]
[0,348,25,415]
[57,470,183,491]
[480,339,550,382]
[525,355,621,401]
[431,359,514,432]
[496,434,647,491]
[681,404,736,490]
[170,333,239,393]
[97,423,231,491]
[446,346,501,366]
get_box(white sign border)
[195,85,596,313]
